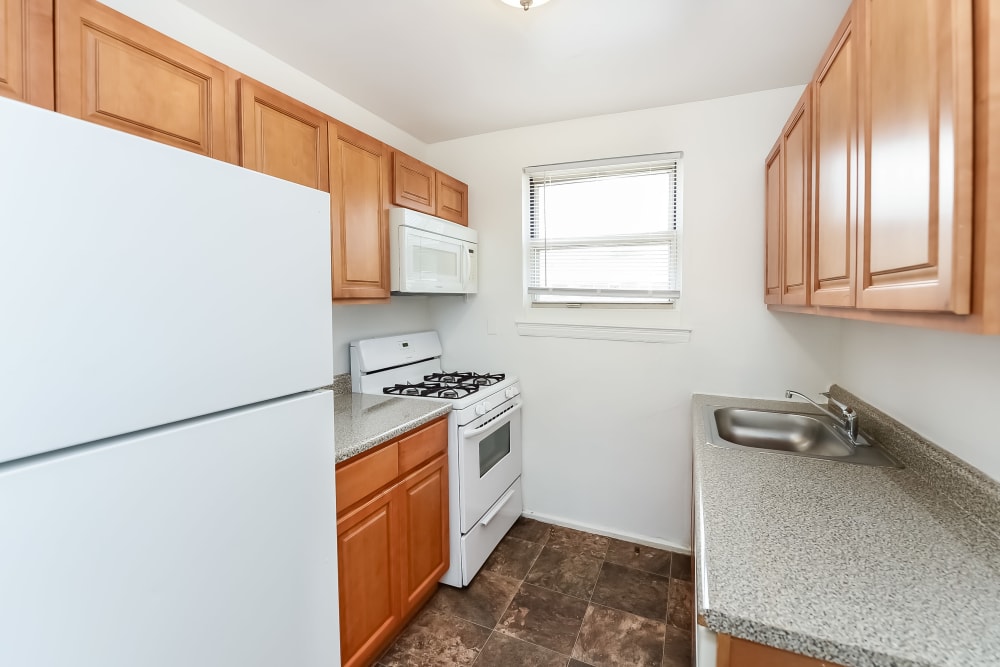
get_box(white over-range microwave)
[389,207,478,294]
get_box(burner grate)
[424,371,506,386]
[383,381,479,399]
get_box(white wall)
[330,298,434,375]
[838,321,1000,482]
[424,87,843,550]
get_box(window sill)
[514,321,691,343]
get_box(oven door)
[457,397,523,533]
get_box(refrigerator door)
[0,98,333,464]
[0,390,339,667]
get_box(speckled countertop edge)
[692,393,1000,667]
[334,392,450,463]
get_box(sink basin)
[704,406,900,468]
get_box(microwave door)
[402,227,465,293]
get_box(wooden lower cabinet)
[337,487,402,667]
[717,634,844,667]
[1,0,53,108]
[399,455,449,615]
[55,0,236,162]
[336,417,449,667]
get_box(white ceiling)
[177,0,852,144]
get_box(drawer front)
[397,418,448,474]
[336,443,398,513]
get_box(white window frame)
[524,152,682,307]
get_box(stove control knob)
[475,403,487,416]
[505,388,516,399]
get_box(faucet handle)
[820,391,851,414]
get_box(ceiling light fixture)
[500,0,552,11]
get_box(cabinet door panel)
[337,488,401,667]
[0,0,53,108]
[764,141,782,304]
[812,11,857,307]
[239,78,329,191]
[781,89,811,305]
[858,0,973,312]
[392,151,436,215]
[331,123,390,300]
[721,634,843,666]
[56,0,232,161]
[400,455,449,616]
[436,172,468,226]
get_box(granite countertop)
[334,393,450,463]
[692,393,1000,667]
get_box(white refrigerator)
[0,97,340,666]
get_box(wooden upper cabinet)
[55,0,235,162]
[238,78,329,191]
[436,172,469,226]
[764,140,782,304]
[392,151,436,215]
[857,0,974,313]
[398,454,448,617]
[781,87,812,306]
[331,122,390,301]
[1,0,54,108]
[811,8,857,308]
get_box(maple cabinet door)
[238,78,329,191]
[337,487,402,667]
[857,0,974,312]
[55,0,233,161]
[399,454,449,617]
[436,171,469,226]
[0,0,53,108]
[392,151,436,215]
[764,141,782,304]
[330,123,391,301]
[812,9,857,307]
[781,88,812,305]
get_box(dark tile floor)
[377,518,694,667]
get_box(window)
[526,153,681,305]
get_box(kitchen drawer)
[336,442,398,513]
[398,418,448,474]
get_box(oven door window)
[479,422,511,477]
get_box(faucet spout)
[784,390,861,444]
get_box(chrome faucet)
[785,390,863,445]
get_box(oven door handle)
[463,401,522,438]
[480,485,518,527]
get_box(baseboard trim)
[522,510,691,555]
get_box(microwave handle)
[463,401,522,437]
[464,245,473,285]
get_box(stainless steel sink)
[704,406,901,468]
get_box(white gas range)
[350,331,523,587]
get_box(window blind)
[526,153,681,304]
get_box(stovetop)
[383,372,506,399]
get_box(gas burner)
[383,382,480,399]
[424,372,507,386]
